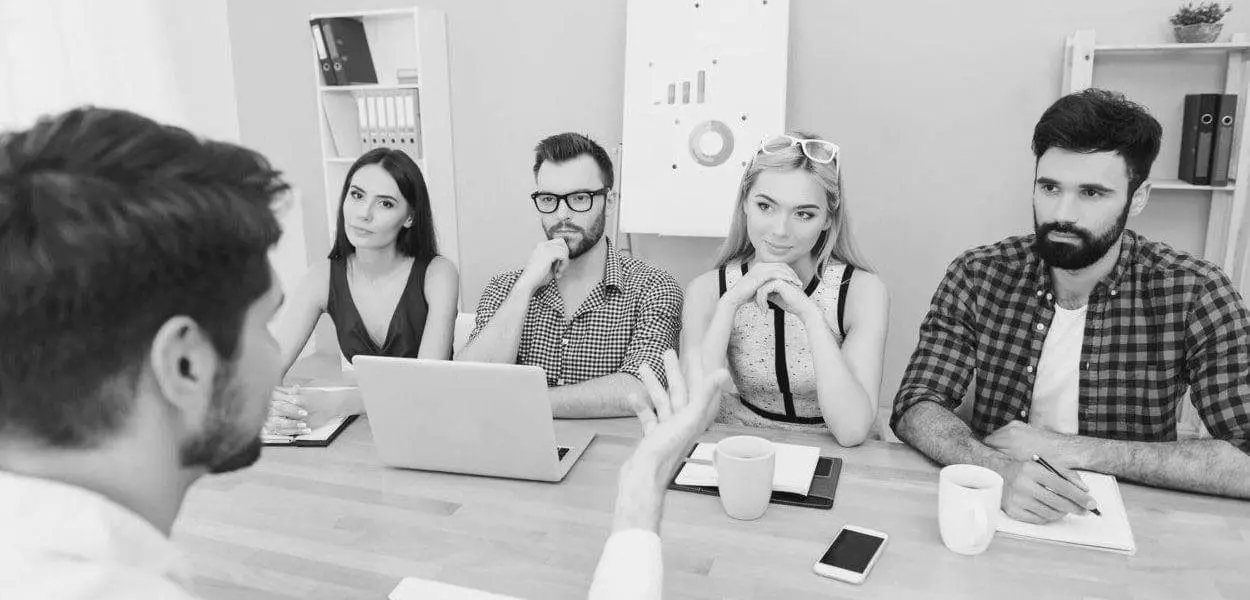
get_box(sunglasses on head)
[758,134,840,166]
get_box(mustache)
[1037,222,1092,239]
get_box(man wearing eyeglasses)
[458,133,684,417]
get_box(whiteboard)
[619,0,790,237]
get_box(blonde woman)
[681,132,888,445]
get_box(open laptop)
[352,356,595,482]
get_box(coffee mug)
[938,464,1004,555]
[714,435,776,520]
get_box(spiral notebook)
[996,471,1136,555]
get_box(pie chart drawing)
[688,120,734,167]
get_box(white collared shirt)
[589,529,663,600]
[0,471,199,599]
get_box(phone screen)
[818,528,885,574]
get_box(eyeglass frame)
[530,187,610,214]
[758,134,841,168]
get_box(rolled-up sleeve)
[1184,270,1250,454]
[466,272,519,347]
[617,273,682,387]
[891,256,979,434]
[588,529,663,600]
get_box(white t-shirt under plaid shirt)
[469,238,683,387]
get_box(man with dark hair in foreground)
[893,89,1250,525]
[0,108,713,599]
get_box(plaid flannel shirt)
[892,230,1250,453]
[468,238,682,387]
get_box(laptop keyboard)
[557,446,570,460]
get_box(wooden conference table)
[174,411,1249,599]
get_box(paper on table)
[674,441,820,496]
[996,471,1136,555]
[390,577,522,599]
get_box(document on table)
[390,577,522,599]
[674,441,821,496]
[996,471,1136,555]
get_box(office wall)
[226,0,1250,435]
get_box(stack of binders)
[353,90,423,160]
[309,18,378,86]
[1179,94,1238,186]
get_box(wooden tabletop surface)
[174,411,1250,600]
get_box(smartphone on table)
[812,525,888,584]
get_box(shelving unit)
[309,8,459,266]
[1062,30,1250,290]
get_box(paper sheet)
[675,441,820,496]
[996,471,1136,555]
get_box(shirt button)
[1019,408,1029,419]
[557,378,565,385]
[1036,323,1046,332]
[561,338,568,346]
[1036,289,1044,297]
[1109,289,1118,296]
[1026,365,1034,373]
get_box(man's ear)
[1128,180,1151,218]
[148,316,219,431]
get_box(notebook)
[996,471,1136,555]
[674,441,821,496]
[262,415,358,447]
[390,577,521,599]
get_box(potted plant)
[1170,2,1233,43]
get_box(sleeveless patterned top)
[717,260,854,433]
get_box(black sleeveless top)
[326,256,429,363]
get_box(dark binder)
[668,445,843,510]
[1179,94,1219,185]
[262,414,358,447]
[1211,94,1238,186]
[320,18,378,86]
[309,19,338,86]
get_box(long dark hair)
[327,147,438,260]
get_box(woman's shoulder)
[422,255,460,293]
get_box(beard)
[1032,203,1129,270]
[179,360,264,475]
[545,209,606,260]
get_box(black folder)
[1179,94,1220,185]
[668,445,843,510]
[320,18,378,86]
[1211,94,1238,187]
[261,415,358,447]
[309,19,338,86]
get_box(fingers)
[1033,467,1095,512]
[626,392,658,434]
[662,350,687,412]
[269,398,307,420]
[1030,480,1090,516]
[265,416,311,436]
[638,363,673,422]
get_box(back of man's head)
[0,107,287,448]
[1032,88,1162,197]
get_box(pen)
[1032,454,1101,516]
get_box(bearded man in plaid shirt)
[457,133,683,418]
[893,89,1250,524]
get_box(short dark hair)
[328,147,438,261]
[532,133,614,189]
[1032,88,1162,198]
[0,107,287,447]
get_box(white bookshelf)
[1063,30,1250,290]
[309,7,459,268]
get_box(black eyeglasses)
[530,188,609,214]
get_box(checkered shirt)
[892,230,1250,453]
[468,238,683,387]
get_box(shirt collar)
[603,237,624,292]
[0,471,192,586]
[1031,229,1140,296]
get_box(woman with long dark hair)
[266,148,459,434]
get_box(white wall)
[0,0,307,319]
[224,0,1250,434]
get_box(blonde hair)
[714,131,872,274]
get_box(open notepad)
[996,471,1136,555]
[674,441,821,496]
[262,415,358,447]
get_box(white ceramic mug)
[714,435,776,520]
[938,464,1004,555]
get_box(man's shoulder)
[618,251,680,290]
[484,267,525,291]
[1130,232,1229,286]
[948,234,1036,276]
